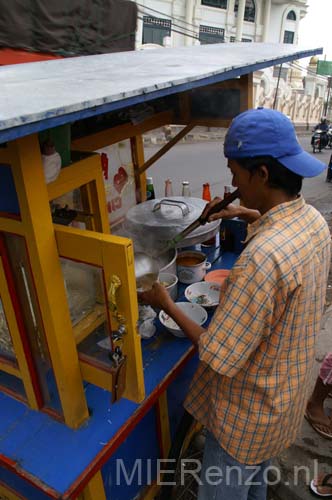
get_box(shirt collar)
[244,196,305,244]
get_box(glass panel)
[287,10,296,21]
[61,259,115,370]
[0,298,16,361]
[283,31,294,44]
[234,0,255,22]
[202,0,227,9]
[61,259,104,326]
[4,233,62,414]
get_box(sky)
[298,0,332,61]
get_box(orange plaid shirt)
[184,196,331,464]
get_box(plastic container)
[158,272,178,301]
[176,250,211,284]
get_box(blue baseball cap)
[224,108,326,177]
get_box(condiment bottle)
[201,183,216,247]
[181,181,191,197]
[146,176,155,200]
[164,179,173,197]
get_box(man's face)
[228,159,264,210]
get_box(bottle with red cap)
[201,183,216,247]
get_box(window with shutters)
[142,16,171,46]
[199,25,225,44]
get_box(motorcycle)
[311,129,329,153]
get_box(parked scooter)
[311,128,329,153]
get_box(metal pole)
[324,77,332,117]
[273,64,282,110]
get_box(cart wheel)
[158,411,204,500]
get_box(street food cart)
[0,42,322,500]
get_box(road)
[145,135,332,211]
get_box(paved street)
[145,133,332,208]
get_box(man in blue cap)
[140,108,331,499]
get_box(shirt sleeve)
[199,258,275,378]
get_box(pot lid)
[125,196,220,247]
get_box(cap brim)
[278,150,327,177]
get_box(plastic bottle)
[181,181,191,197]
[146,177,155,200]
[164,179,173,197]
[201,183,216,247]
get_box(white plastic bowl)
[185,281,221,308]
[159,302,208,337]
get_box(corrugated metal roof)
[0,42,323,142]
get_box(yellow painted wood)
[0,482,24,500]
[7,136,89,428]
[0,360,20,378]
[241,73,253,109]
[102,238,144,402]
[71,111,174,151]
[78,471,106,500]
[0,217,24,236]
[0,146,13,164]
[139,482,160,500]
[131,135,147,203]
[79,359,114,392]
[73,305,106,344]
[156,393,171,458]
[138,123,195,175]
[0,260,39,407]
[54,225,145,403]
[47,152,101,200]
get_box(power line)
[136,1,199,31]
[137,15,200,41]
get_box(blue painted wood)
[0,249,238,498]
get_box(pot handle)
[152,199,189,217]
[205,261,212,270]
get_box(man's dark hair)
[237,156,303,197]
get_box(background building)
[135,0,328,125]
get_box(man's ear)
[257,165,269,183]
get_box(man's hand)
[138,282,174,312]
[202,197,242,222]
[201,197,261,224]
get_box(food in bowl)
[158,272,178,301]
[185,281,221,308]
[176,254,205,266]
[159,302,207,337]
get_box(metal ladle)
[135,189,240,290]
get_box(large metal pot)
[125,197,220,249]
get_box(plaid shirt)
[185,196,331,464]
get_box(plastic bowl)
[204,269,230,286]
[158,272,178,301]
[185,281,221,308]
[159,302,208,338]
